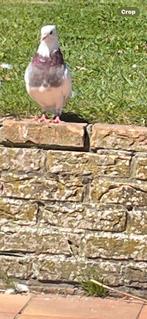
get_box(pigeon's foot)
[38,114,49,123]
[52,116,62,124]
[32,114,62,124]
[34,114,50,123]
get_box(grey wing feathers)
[27,63,65,88]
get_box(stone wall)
[0,119,147,296]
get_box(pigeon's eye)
[50,30,53,35]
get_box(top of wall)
[0,118,147,152]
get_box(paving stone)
[0,314,15,319]
[0,294,31,315]
[21,294,143,319]
[139,306,147,319]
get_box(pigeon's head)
[40,25,57,42]
[40,25,59,51]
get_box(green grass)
[0,0,147,125]
[81,279,108,297]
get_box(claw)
[32,114,62,124]
[38,114,49,123]
[32,114,50,123]
[52,116,62,124]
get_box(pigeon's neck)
[37,40,59,58]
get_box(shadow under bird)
[24,25,72,123]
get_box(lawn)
[0,0,147,125]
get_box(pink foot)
[52,116,62,124]
[33,114,50,123]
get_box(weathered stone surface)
[35,256,123,285]
[91,123,147,151]
[0,225,81,256]
[0,227,37,252]
[4,226,147,261]
[96,150,131,177]
[131,154,147,180]
[1,256,147,292]
[91,178,147,206]
[0,175,84,201]
[0,147,45,172]
[0,122,146,295]
[36,230,81,255]
[83,234,147,261]
[0,198,37,226]
[46,149,131,178]
[0,120,147,153]
[40,203,127,232]
[1,119,86,149]
[122,262,147,288]
[127,208,147,235]
[0,255,32,280]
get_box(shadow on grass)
[60,112,89,123]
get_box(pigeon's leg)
[52,115,62,124]
[51,107,62,124]
[33,112,50,123]
[38,113,49,123]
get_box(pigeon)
[24,25,72,123]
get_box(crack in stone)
[98,185,119,201]
[35,201,44,224]
[1,141,86,152]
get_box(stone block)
[91,178,147,206]
[0,198,37,226]
[0,147,45,173]
[122,262,147,288]
[90,123,147,151]
[83,233,147,261]
[127,207,147,235]
[35,256,123,285]
[131,154,147,180]
[0,225,81,256]
[40,202,127,232]
[1,119,86,150]
[0,255,32,280]
[46,149,131,178]
[0,175,84,201]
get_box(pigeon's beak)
[40,33,48,41]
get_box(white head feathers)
[38,25,58,57]
[41,25,56,40]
